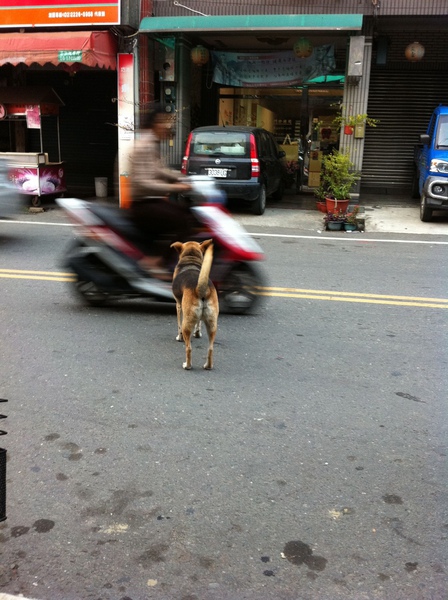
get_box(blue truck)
[413,105,448,221]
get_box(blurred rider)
[129,105,192,279]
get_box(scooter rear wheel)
[219,263,264,314]
[74,279,111,307]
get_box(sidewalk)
[233,191,448,235]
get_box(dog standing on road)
[170,239,219,370]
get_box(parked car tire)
[411,170,420,199]
[252,184,267,215]
[420,195,433,222]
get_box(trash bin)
[94,177,108,198]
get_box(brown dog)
[170,239,219,370]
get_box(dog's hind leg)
[203,320,217,370]
[175,302,183,342]
[182,328,193,370]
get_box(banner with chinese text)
[212,46,335,87]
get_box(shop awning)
[0,30,117,70]
[139,13,363,33]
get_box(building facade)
[136,0,448,196]
[1,1,447,197]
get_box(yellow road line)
[0,274,75,282]
[1,269,447,308]
[256,290,448,309]
[0,268,75,282]
[0,268,72,276]
[256,286,448,304]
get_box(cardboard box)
[308,172,321,188]
[309,150,322,172]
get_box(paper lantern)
[293,37,313,59]
[191,45,209,66]
[405,42,425,62]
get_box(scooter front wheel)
[218,262,265,314]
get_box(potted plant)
[321,149,360,213]
[331,106,379,136]
[323,209,346,231]
[313,183,328,213]
[344,205,360,231]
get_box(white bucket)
[94,177,108,198]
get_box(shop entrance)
[217,83,344,192]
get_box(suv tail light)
[249,133,260,177]
[181,132,193,175]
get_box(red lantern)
[405,42,425,62]
[191,45,209,66]
[293,37,313,59]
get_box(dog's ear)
[170,241,184,254]
[200,239,213,253]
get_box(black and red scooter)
[57,176,266,314]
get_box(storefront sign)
[0,0,120,28]
[212,46,336,87]
[58,50,83,62]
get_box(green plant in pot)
[321,149,360,213]
[323,209,346,231]
[344,205,360,230]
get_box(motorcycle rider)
[129,104,192,279]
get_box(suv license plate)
[207,168,228,178]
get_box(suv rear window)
[191,131,248,157]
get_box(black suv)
[181,126,286,215]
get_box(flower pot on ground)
[325,197,350,213]
[328,221,343,231]
[323,209,346,231]
[343,205,360,231]
[320,149,360,212]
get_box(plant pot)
[325,197,350,213]
[344,125,354,135]
[344,222,357,231]
[316,201,327,213]
[326,221,343,231]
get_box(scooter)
[56,176,266,314]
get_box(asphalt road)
[0,210,447,600]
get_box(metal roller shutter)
[362,70,448,192]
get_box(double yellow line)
[256,286,448,309]
[0,268,75,282]
[1,269,447,309]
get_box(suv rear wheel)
[252,184,266,215]
[420,195,433,222]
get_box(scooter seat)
[88,203,148,245]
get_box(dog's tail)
[197,242,214,299]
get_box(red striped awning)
[0,30,117,70]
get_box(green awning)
[139,14,363,34]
